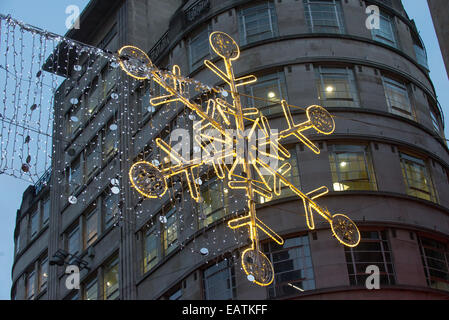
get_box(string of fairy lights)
[1,13,445,292]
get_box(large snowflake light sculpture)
[119,32,360,287]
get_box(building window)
[399,152,436,202]
[203,259,236,300]
[68,157,82,195]
[39,258,48,292]
[26,271,36,300]
[303,0,345,34]
[419,236,449,292]
[163,206,179,256]
[102,118,118,162]
[239,1,278,46]
[85,206,98,248]
[264,235,315,298]
[67,226,80,256]
[371,11,397,47]
[413,38,428,69]
[100,65,116,101]
[428,100,441,134]
[84,278,98,300]
[88,76,100,115]
[42,198,50,226]
[382,76,414,120]
[15,231,20,254]
[259,148,300,204]
[189,25,211,71]
[345,230,395,286]
[199,178,228,228]
[143,223,160,273]
[30,209,39,239]
[103,192,119,230]
[245,71,287,116]
[315,66,359,108]
[84,137,100,180]
[329,144,377,191]
[67,101,83,137]
[104,257,119,300]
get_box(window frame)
[399,152,436,202]
[203,259,236,300]
[238,1,279,46]
[303,0,345,34]
[382,76,414,120]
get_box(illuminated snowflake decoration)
[119,32,360,287]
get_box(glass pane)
[144,226,160,273]
[27,272,35,300]
[68,227,80,255]
[86,209,98,247]
[163,208,178,255]
[204,260,234,300]
[42,198,50,225]
[39,259,48,291]
[85,279,98,300]
[104,258,119,300]
[30,210,39,238]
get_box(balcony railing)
[149,31,170,62]
[34,167,51,195]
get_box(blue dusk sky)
[0,0,448,300]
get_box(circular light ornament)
[241,249,274,286]
[307,105,335,135]
[221,90,229,98]
[111,186,120,194]
[73,65,82,72]
[109,123,118,131]
[68,196,78,205]
[200,248,209,256]
[129,161,168,199]
[111,93,119,100]
[331,214,360,247]
[247,275,255,283]
[159,215,167,224]
[110,178,120,186]
[70,98,79,105]
[70,116,79,123]
[118,46,152,80]
[209,32,240,61]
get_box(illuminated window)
[264,235,315,298]
[103,192,119,230]
[199,178,228,228]
[104,257,119,300]
[304,0,345,34]
[67,226,80,255]
[238,1,278,45]
[143,223,160,273]
[42,197,50,226]
[399,152,436,202]
[329,144,377,191]
[258,148,300,204]
[345,231,396,286]
[418,236,449,292]
[30,209,39,239]
[85,207,98,248]
[189,25,212,71]
[26,271,35,300]
[246,71,287,116]
[382,76,414,120]
[203,259,236,300]
[315,66,359,108]
[39,258,48,292]
[371,11,397,47]
[84,278,98,300]
[163,206,178,256]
